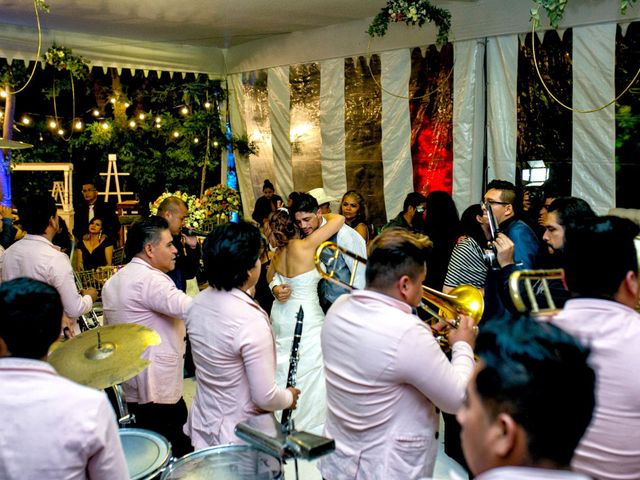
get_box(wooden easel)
[100,154,134,204]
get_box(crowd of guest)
[1,175,639,480]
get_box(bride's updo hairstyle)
[268,209,296,248]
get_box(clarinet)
[281,305,304,431]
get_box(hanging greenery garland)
[530,0,638,29]
[368,0,451,47]
[44,44,90,81]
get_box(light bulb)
[92,109,100,116]
[155,117,161,124]
[124,102,130,108]
[213,141,219,147]
[129,121,136,128]
[138,113,146,120]
[49,120,57,129]
[155,124,161,129]
[57,129,64,135]
[101,122,109,130]
[22,116,31,125]
[75,121,83,130]
[0,90,6,98]
[193,137,199,144]
[173,131,180,138]
[110,98,116,104]
[204,102,211,109]
[180,106,188,115]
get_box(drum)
[120,428,172,480]
[160,444,282,479]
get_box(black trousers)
[127,398,194,458]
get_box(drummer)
[102,216,193,457]
[184,222,300,448]
[0,277,128,479]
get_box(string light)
[155,117,162,124]
[180,106,188,115]
[173,131,180,138]
[193,137,199,143]
[0,90,6,98]
[155,123,162,129]
[129,120,136,128]
[204,101,211,109]
[0,111,4,118]
[213,141,219,147]
[138,113,146,120]
[74,120,83,130]
[49,120,57,129]
[57,128,64,136]
[101,122,109,130]
[92,109,100,116]
[110,98,116,104]
[124,102,130,108]
[21,116,31,125]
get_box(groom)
[271,191,367,312]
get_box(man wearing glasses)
[73,180,120,245]
[482,179,540,320]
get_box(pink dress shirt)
[318,290,475,480]
[471,466,591,480]
[184,288,292,449]
[0,357,128,480]
[1,234,92,318]
[102,257,192,404]
[550,298,640,480]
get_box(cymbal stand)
[112,383,135,427]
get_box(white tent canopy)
[1,0,638,218]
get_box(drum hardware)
[235,414,335,463]
[113,383,135,427]
[314,241,484,349]
[508,269,565,315]
[47,323,161,390]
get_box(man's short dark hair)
[125,216,169,262]
[547,197,595,227]
[563,216,639,298]
[486,179,517,205]
[402,192,427,213]
[203,222,262,291]
[16,194,57,235]
[366,227,432,289]
[290,192,318,216]
[475,314,595,466]
[0,278,63,359]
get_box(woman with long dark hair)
[339,190,369,242]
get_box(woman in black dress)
[75,217,114,271]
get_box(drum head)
[161,444,281,480]
[120,428,172,480]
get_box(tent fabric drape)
[487,34,518,183]
[453,39,486,211]
[319,58,347,208]
[380,49,414,220]
[572,23,617,215]
[268,66,294,200]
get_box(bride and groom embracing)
[267,190,367,434]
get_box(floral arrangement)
[202,184,241,217]
[44,43,90,80]
[368,0,451,47]
[149,191,208,229]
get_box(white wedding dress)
[270,268,326,435]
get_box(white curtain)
[268,66,294,199]
[380,49,414,219]
[453,39,486,211]
[572,23,617,215]
[486,34,518,184]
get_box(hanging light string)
[366,37,454,100]
[531,23,640,114]
[51,71,77,142]
[11,0,45,95]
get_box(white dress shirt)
[471,466,591,480]
[1,234,92,318]
[318,290,475,480]
[102,257,192,404]
[550,298,640,480]
[0,357,128,480]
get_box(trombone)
[314,241,484,346]
[508,269,565,316]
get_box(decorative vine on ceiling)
[530,0,638,28]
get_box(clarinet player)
[183,222,300,449]
[319,228,477,480]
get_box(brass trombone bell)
[508,269,565,315]
[314,241,485,338]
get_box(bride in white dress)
[267,209,344,434]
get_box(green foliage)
[44,44,90,81]
[0,61,28,88]
[368,0,451,47]
[531,0,637,29]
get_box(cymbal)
[48,324,161,390]
[0,138,33,149]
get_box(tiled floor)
[182,377,468,479]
